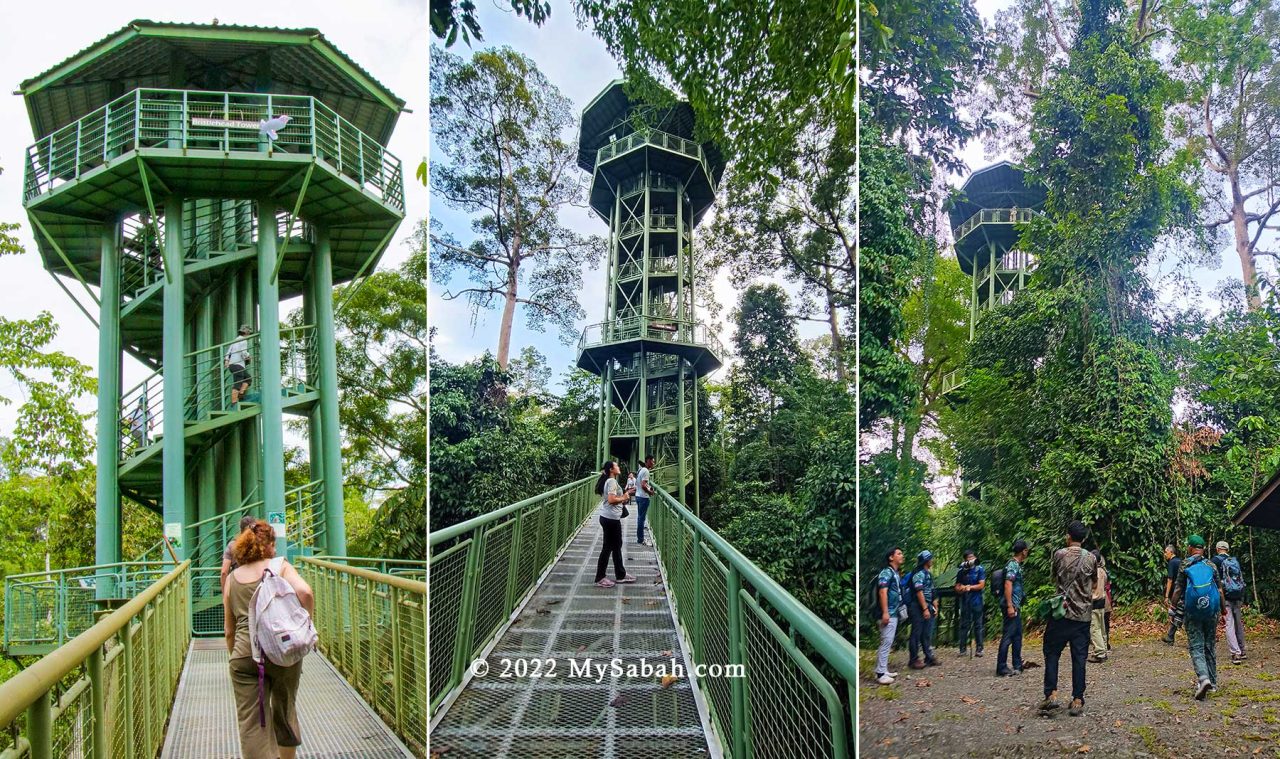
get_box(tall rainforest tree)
[429,45,603,369]
[1166,0,1280,309]
[953,0,1195,586]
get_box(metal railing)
[618,171,679,198]
[579,315,724,357]
[0,561,190,759]
[24,88,404,212]
[953,207,1038,244]
[284,480,326,555]
[617,254,682,282]
[650,489,855,758]
[941,367,967,395]
[297,557,426,757]
[4,562,175,654]
[327,557,427,581]
[597,127,705,168]
[619,212,680,239]
[428,477,596,714]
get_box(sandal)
[595,578,616,588]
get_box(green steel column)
[222,275,242,508]
[162,196,187,559]
[257,200,287,556]
[313,227,348,556]
[95,221,122,583]
[987,241,995,313]
[677,359,687,504]
[239,266,260,509]
[969,254,978,340]
[691,371,701,517]
[197,296,216,567]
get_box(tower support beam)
[161,197,186,559]
[257,200,287,557]
[94,220,121,584]
[313,227,348,556]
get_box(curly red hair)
[230,520,276,565]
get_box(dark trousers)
[908,605,936,663]
[635,497,650,543]
[959,600,984,652]
[595,516,626,581]
[997,610,1023,674]
[1043,618,1090,702]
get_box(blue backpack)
[1184,560,1221,621]
[1221,556,1245,600]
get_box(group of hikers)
[219,514,318,759]
[593,456,657,588]
[873,521,1250,714]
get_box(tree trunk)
[1230,173,1262,311]
[824,265,847,384]
[496,265,518,370]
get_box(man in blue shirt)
[635,455,654,545]
[955,549,987,658]
[908,551,940,669]
[997,539,1030,676]
[874,547,904,684]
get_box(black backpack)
[989,567,1006,605]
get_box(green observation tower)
[575,82,724,508]
[18,20,404,612]
[944,162,1044,499]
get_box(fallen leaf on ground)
[536,608,551,615]
[661,675,679,688]
[660,650,673,657]
[893,714,908,723]
[1077,746,1090,754]
[915,680,931,688]
[609,695,628,708]
[576,645,587,653]
[621,598,631,604]
[1114,720,1124,728]
[960,696,978,704]
[646,600,661,607]
[880,738,896,746]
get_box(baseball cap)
[918,550,933,563]
[1216,540,1229,551]
[1187,534,1205,548]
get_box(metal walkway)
[161,639,413,758]
[431,522,715,757]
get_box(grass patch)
[1124,696,1151,706]
[1256,671,1279,682]
[1263,708,1279,724]
[1132,725,1160,754]
[860,685,899,702]
[934,712,963,722]
[1154,699,1172,713]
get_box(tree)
[1165,0,1280,310]
[575,0,856,185]
[430,0,550,47]
[429,46,603,369]
[508,346,552,400]
[705,116,855,383]
[723,285,810,443]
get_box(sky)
[0,0,428,439]
[427,6,827,387]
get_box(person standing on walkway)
[1088,551,1109,662]
[223,520,314,759]
[874,547,905,684]
[907,551,940,670]
[1162,544,1184,645]
[1040,521,1096,717]
[635,455,654,545]
[594,461,637,588]
[1170,534,1227,699]
[997,539,1029,677]
[955,549,986,658]
[1211,540,1248,664]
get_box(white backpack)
[248,557,317,667]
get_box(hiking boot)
[996,669,1012,677]
[595,578,616,588]
[909,660,926,670]
[1232,656,1244,665]
[1038,696,1061,714]
[1161,635,1175,646]
[1012,668,1024,675]
[958,649,969,659]
[876,673,895,685]
[1195,679,1212,700]
[925,658,941,667]
[975,650,984,658]
[1068,698,1084,716]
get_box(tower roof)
[19,19,405,145]
[576,80,725,181]
[947,161,1046,230]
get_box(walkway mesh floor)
[432,522,713,758]
[161,639,412,758]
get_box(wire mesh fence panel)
[297,557,426,756]
[0,563,191,759]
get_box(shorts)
[229,363,251,387]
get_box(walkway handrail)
[428,476,596,715]
[652,488,856,758]
[295,557,425,756]
[0,561,191,758]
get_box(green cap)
[1187,534,1205,548]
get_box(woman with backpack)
[223,519,315,759]
[594,461,638,588]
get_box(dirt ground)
[860,619,1280,758]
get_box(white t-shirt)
[227,338,250,366]
[637,466,651,498]
[598,478,624,520]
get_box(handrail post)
[390,587,405,737]
[27,691,52,759]
[121,625,136,759]
[89,647,107,758]
[726,566,748,759]
[451,526,485,687]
